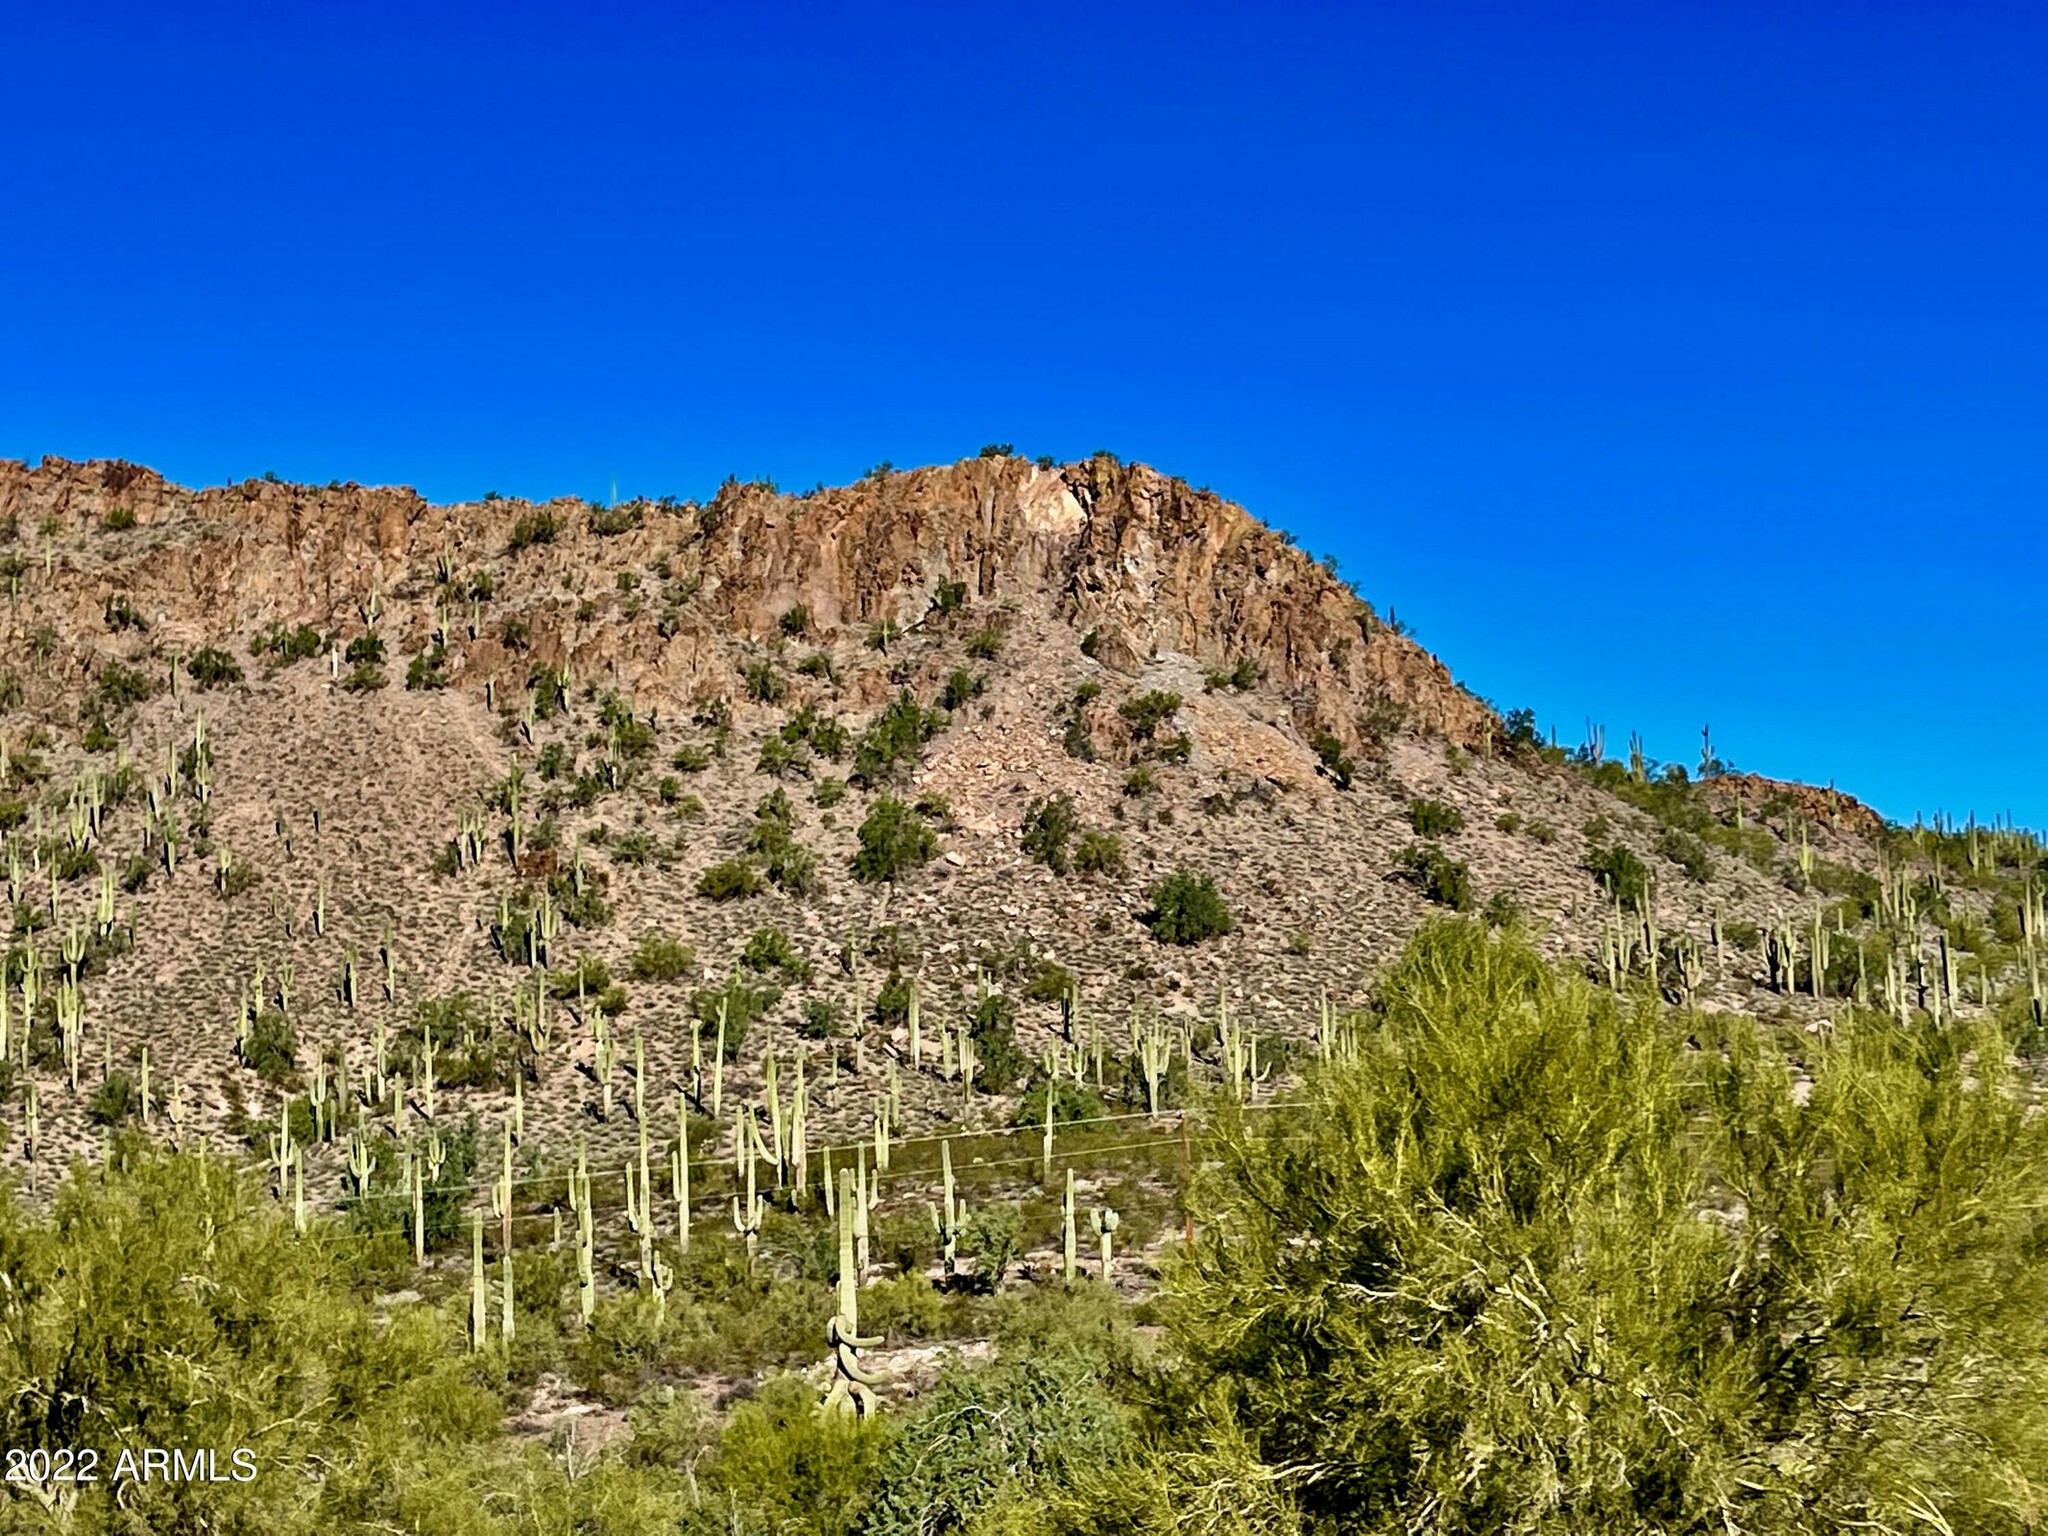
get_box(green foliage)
[344,631,385,666]
[692,974,777,1057]
[708,1374,888,1536]
[508,507,560,550]
[1012,1076,1108,1130]
[1074,829,1126,875]
[1587,842,1653,907]
[852,796,936,883]
[1393,843,1473,910]
[1655,825,1714,882]
[965,625,1004,661]
[588,502,641,536]
[852,690,946,786]
[1118,690,1182,741]
[1203,656,1261,692]
[1144,869,1233,945]
[404,643,451,691]
[959,1203,1023,1293]
[1406,798,1465,837]
[744,658,788,704]
[741,925,811,981]
[1022,793,1079,874]
[861,1356,1128,1535]
[1311,731,1355,789]
[87,1069,142,1126]
[746,788,822,896]
[627,929,694,982]
[92,661,154,713]
[240,1008,299,1083]
[186,645,243,689]
[1165,919,2048,1533]
[697,859,764,901]
[938,668,985,710]
[103,593,148,632]
[967,989,1029,1093]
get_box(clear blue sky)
[4,2,2043,828]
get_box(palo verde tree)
[1152,918,2048,1535]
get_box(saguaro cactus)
[823,1166,885,1418]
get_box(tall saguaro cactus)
[823,1166,885,1418]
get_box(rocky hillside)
[0,450,2032,1182]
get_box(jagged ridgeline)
[0,452,2046,1531]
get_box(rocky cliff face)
[0,453,1493,755]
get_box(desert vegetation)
[1,454,2046,1529]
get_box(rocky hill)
[0,450,2033,1184]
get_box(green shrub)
[1587,843,1653,908]
[778,604,810,637]
[1021,793,1079,874]
[185,646,243,689]
[697,859,763,901]
[741,926,811,981]
[1118,690,1182,741]
[239,1008,298,1083]
[627,930,694,982]
[743,659,787,704]
[1394,843,1473,910]
[343,631,384,666]
[692,975,777,1057]
[1161,918,2048,1533]
[1407,798,1465,837]
[939,668,985,710]
[1145,869,1233,945]
[92,662,154,713]
[1073,829,1125,875]
[862,1356,1127,1535]
[87,1070,142,1126]
[508,508,560,550]
[1312,731,1355,789]
[404,643,450,691]
[852,797,936,883]
[852,690,946,786]
[1655,826,1714,883]
[965,625,1004,661]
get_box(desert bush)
[627,930,694,983]
[743,659,788,704]
[1118,690,1181,742]
[1074,829,1125,876]
[1393,843,1472,910]
[696,859,763,901]
[1587,843,1653,908]
[852,797,936,883]
[1406,798,1465,837]
[692,975,777,1057]
[1144,869,1233,945]
[1160,918,2048,1533]
[862,1356,1126,1536]
[741,925,811,981]
[186,646,243,689]
[852,690,946,786]
[508,508,560,550]
[1311,731,1355,788]
[1655,826,1714,883]
[239,1008,298,1083]
[938,668,985,710]
[1021,793,1079,874]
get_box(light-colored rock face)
[0,453,1498,756]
